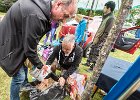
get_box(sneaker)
[29,80,41,86]
[20,83,37,92]
[82,63,91,66]
[86,67,93,72]
[89,64,95,69]
[89,67,93,71]
[111,48,116,52]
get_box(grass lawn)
[0,48,139,100]
[0,11,139,100]
[110,48,140,63]
[0,69,11,100]
[0,12,5,17]
[0,12,5,15]
[0,11,101,100]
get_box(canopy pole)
[86,0,95,29]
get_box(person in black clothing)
[46,34,83,86]
[0,0,77,99]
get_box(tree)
[129,5,140,25]
[81,0,133,99]
[0,0,16,12]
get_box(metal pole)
[118,0,120,10]
[94,0,99,15]
[87,0,95,29]
[86,0,90,8]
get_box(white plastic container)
[30,65,52,81]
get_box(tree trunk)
[81,0,133,99]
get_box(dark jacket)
[93,13,114,45]
[46,44,83,79]
[0,0,51,76]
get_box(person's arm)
[22,14,48,69]
[46,46,59,65]
[62,47,83,79]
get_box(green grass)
[0,68,11,100]
[0,12,5,16]
[0,49,139,100]
[0,59,102,100]
[0,19,139,99]
[110,48,140,62]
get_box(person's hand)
[36,79,49,91]
[67,76,72,83]
[42,65,49,75]
[58,77,65,87]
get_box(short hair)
[62,0,72,5]
[104,1,116,12]
[54,0,72,6]
[62,34,75,44]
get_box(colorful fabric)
[44,21,58,45]
[75,19,87,44]
[42,46,53,61]
[67,73,87,100]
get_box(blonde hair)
[75,14,83,22]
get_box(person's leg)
[10,65,26,100]
[83,44,95,66]
[23,65,28,84]
[89,43,103,70]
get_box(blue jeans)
[10,65,28,100]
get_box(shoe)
[86,67,93,72]
[82,63,91,66]
[111,48,116,52]
[29,80,41,86]
[89,64,95,69]
[20,83,37,92]
[89,67,93,71]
